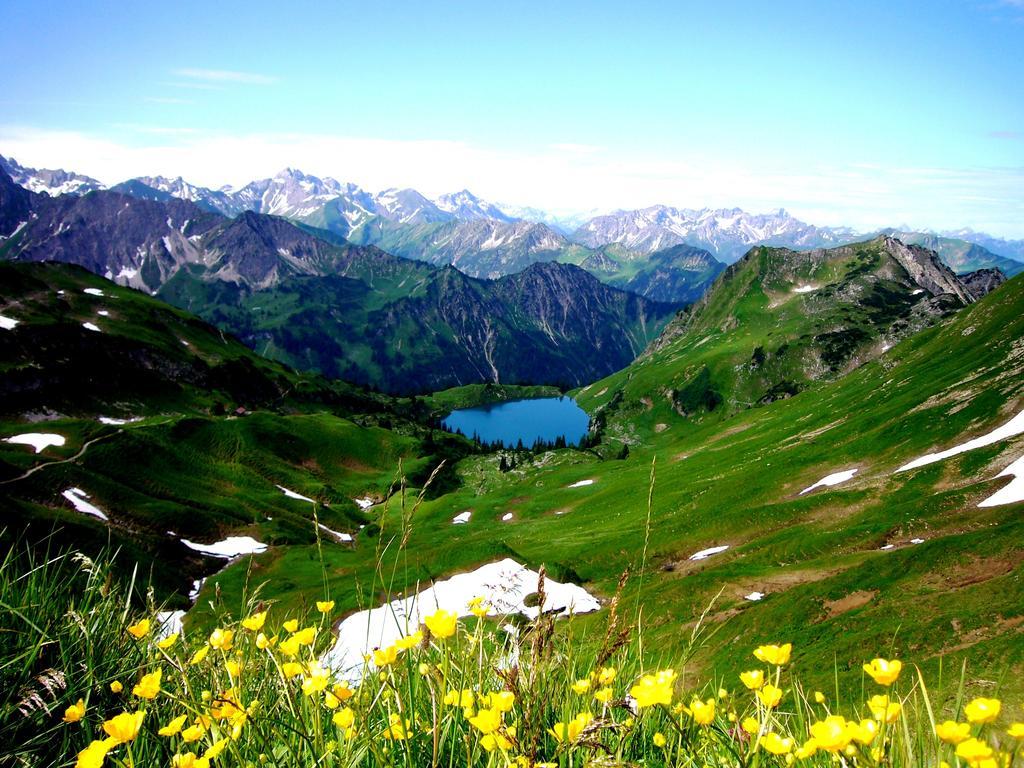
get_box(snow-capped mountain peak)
[0,155,105,197]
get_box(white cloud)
[171,68,279,85]
[0,124,1021,238]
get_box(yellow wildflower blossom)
[470,707,503,734]
[208,628,233,651]
[394,631,423,650]
[157,633,178,650]
[373,645,398,667]
[467,596,490,617]
[597,666,617,685]
[629,669,676,708]
[653,732,667,748]
[867,694,901,723]
[76,738,116,768]
[333,707,355,729]
[690,698,716,725]
[133,668,162,699]
[964,698,1001,725]
[63,699,86,723]
[550,712,593,743]
[159,714,188,736]
[189,645,209,665]
[1009,723,1024,738]
[424,608,458,639]
[757,683,783,709]
[594,687,613,704]
[753,643,792,666]
[740,670,765,690]
[742,716,760,734]
[102,710,146,743]
[292,626,316,646]
[936,721,972,744]
[810,716,852,752]
[316,600,335,614]
[126,618,150,639]
[761,733,794,755]
[571,678,591,694]
[110,680,123,694]
[241,611,266,631]
[863,658,902,686]
[956,738,994,765]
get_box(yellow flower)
[133,668,162,699]
[241,611,267,631]
[549,712,593,743]
[597,666,617,685]
[255,632,275,650]
[964,698,1001,725]
[282,661,304,678]
[316,600,335,614]
[481,732,512,752]
[301,664,331,696]
[867,694,901,723]
[483,691,516,712]
[813,691,825,704]
[225,659,241,677]
[283,619,299,632]
[956,738,994,765]
[740,670,765,690]
[323,691,340,709]
[753,643,792,666]
[203,740,227,760]
[467,596,490,617]
[424,608,458,639]
[444,689,475,708]
[333,707,355,729]
[629,669,676,708]
[863,658,902,686]
[292,626,316,646]
[757,683,783,709]
[810,716,852,752]
[333,682,354,701]
[278,635,301,658]
[653,732,667,748]
[850,719,878,745]
[373,645,398,667]
[159,714,188,736]
[173,753,210,768]
[470,707,503,734]
[742,716,760,734]
[75,738,116,768]
[594,687,613,704]
[761,732,794,755]
[572,678,591,694]
[394,631,423,650]
[383,712,410,740]
[689,697,716,725]
[63,699,86,723]
[110,681,123,694]
[795,739,818,760]
[102,710,146,743]
[189,645,209,665]
[208,628,233,650]
[157,633,178,650]
[181,723,206,743]
[1009,723,1024,738]
[936,720,972,744]
[126,618,150,639]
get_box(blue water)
[442,396,590,448]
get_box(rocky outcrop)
[959,268,1006,300]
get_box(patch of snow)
[978,455,1024,507]
[4,433,66,453]
[57,290,65,295]
[689,545,729,561]
[353,497,374,510]
[896,409,1024,473]
[800,468,858,495]
[97,310,110,317]
[502,513,513,521]
[744,591,764,601]
[452,510,472,524]
[910,538,925,544]
[277,484,315,503]
[155,610,185,639]
[82,322,101,332]
[567,479,595,488]
[322,558,600,677]
[62,488,108,521]
[911,289,924,295]
[188,579,205,601]
[83,288,104,296]
[180,536,267,559]
[99,416,139,425]
[793,284,816,293]
[0,315,18,330]
[318,523,354,543]
[880,544,895,551]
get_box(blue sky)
[1,0,1022,235]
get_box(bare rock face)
[958,268,1006,301]
[881,236,975,304]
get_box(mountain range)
[3,155,1021,291]
[0,167,677,393]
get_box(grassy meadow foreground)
[2,547,1022,768]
